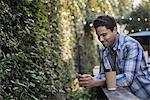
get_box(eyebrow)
[96,32,107,36]
[100,33,107,36]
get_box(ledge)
[96,86,140,100]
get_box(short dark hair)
[93,15,117,31]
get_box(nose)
[99,36,104,42]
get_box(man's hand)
[79,74,105,88]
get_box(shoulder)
[121,34,142,49]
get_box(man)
[79,15,150,99]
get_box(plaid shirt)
[96,33,150,99]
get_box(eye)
[102,34,106,37]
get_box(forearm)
[93,79,106,87]
[116,73,133,87]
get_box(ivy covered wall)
[0,0,76,99]
[48,0,76,99]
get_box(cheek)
[105,35,111,41]
[107,34,114,41]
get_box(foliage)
[0,0,50,99]
[125,1,150,33]
[70,88,97,100]
[48,0,77,99]
[0,0,76,99]
[108,0,132,18]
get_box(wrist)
[94,79,105,87]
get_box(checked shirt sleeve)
[116,43,143,86]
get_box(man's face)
[96,26,117,47]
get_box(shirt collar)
[114,33,120,50]
[114,33,125,51]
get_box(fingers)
[80,81,93,88]
[80,81,89,87]
[78,74,93,88]
[79,77,93,88]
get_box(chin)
[103,43,110,47]
[102,42,109,47]
[103,45,109,47]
